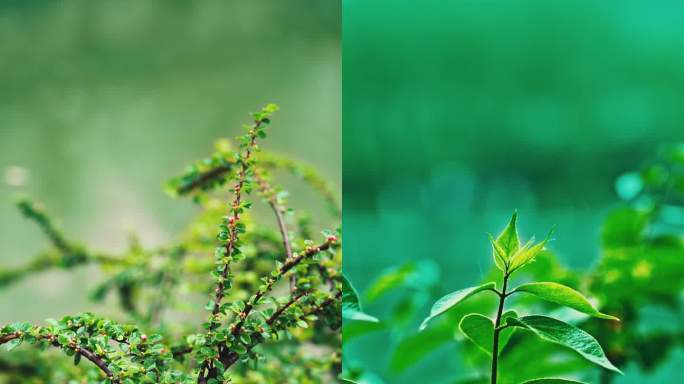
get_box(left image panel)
[0,1,341,383]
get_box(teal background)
[343,0,684,382]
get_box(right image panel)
[342,1,684,384]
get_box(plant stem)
[0,333,117,383]
[491,272,509,384]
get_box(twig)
[208,120,262,320]
[0,333,118,383]
[228,240,332,338]
[254,169,296,292]
[177,165,232,195]
[199,119,264,384]
[254,170,293,261]
[222,291,340,369]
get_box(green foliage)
[339,275,382,383]
[1,313,185,383]
[489,212,554,274]
[511,282,617,320]
[419,283,496,331]
[490,211,519,270]
[165,136,340,217]
[346,158,683,381]
[342,260,442,382]
[585,144,684,379]
[459,310,517,356]
[419,213,619,383]
[342,275,379,323]
[0,105,341,383]
[505,316,619,373]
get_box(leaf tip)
[609,363,624,375]
[594,309,620,321]
[418,319,429,332]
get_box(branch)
[199,109,275,383]
[175,290,339,363]
[254,169,296,292]
[0,332,117,383]
[222,290,341,369]
[266,291,307,325]
[208,119,263,322]
[258,153,341,217]
[168,152,341,217]
[228,240,333,338]
[254,170,293,261]
[1,198,129,289]
[177,164,232,195]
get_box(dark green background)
[343,0,684,382]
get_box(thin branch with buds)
[0,332,117,383]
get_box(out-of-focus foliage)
[343,146,684,383]
[587,144,684,382]
[0,107,342,383]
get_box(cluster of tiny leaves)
[0,313,189,383]
[195,103,281,381]
[0,104,342,384]
[164,139,237,200]
[165,142,340,216]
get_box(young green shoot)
[419,212,621,384]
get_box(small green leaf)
[344,310,380,323]
[489,234,507,271]
[45,318,59,326]
[458,310,517,356]
[495,211,519,261]
[364,263,416,303]
[262,103,280,114]
[342,274,379,323]
[204,300,215,311]
[341,274,362,313]
[239,334,251,345]
[512,282,618,320]
[506,315,621,373]
[521,379,587,384]
[508,228,553,272]
[459,314,492,354]
[419,282,496,331]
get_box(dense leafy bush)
[0,105,342,383]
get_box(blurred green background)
[343,0,684,383]
[0,0,339,322]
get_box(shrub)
[0,105,342,383]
